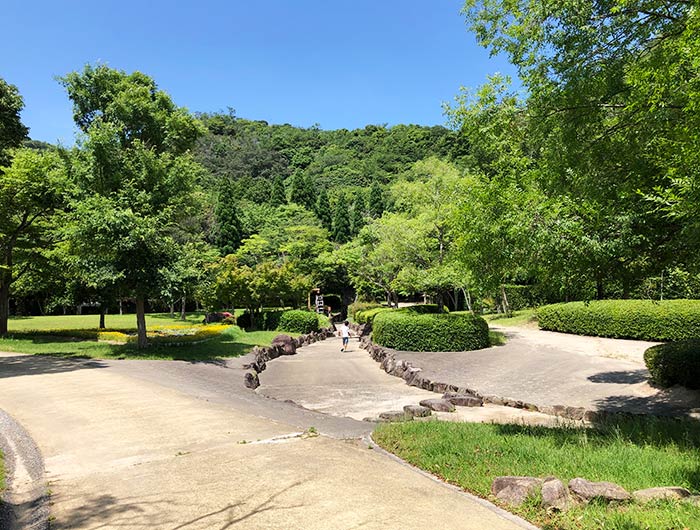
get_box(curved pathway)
[0,351,532,530]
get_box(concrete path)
[397,326,700,415]
[257,337,559,426]
[0,351,532,530]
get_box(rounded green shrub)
[644,340,700,389]
[403,304,449,314]
[537,300,700,341]
[278,310,319,334]
[355,306,392,324]
[372,310,489,352]
[349,301,381,321]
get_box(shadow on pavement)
[594,391,700,416]
[51,482,306,530]
[0,355,107,379]
[587,369,648,384]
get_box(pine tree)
[331,195,351,243]
[270,175,287,206]
[289,171,314,210]
[315,187,332,231]
[350,194,366,235]
[215,184,243,255]
[368,181,385,218]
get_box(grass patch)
[489,330,507,346]
[0,326,285,361]
[373,417,700,530]
[482,308,538,327]
[7,312,207,332]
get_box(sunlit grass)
[482,308,538,327]
[374,417,700,530]
[7,312,207,331]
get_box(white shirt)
[341,324,350,338]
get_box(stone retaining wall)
[242,327,336,389]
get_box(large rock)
[632,487,691,503]
[541,477,571,511]
[443,392,483,407]
[378,410,411,422]
[569,478,631,502]
[271,334,296,355]
[403,405,432,418]
[243,370,259,389]
[491,476,542,506]
[419,398,456,413]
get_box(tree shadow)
[50,481,306,529]
[0,354,107,379]
[587,369,649,384]
[593,392,700,416]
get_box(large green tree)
[0,149,68,335]
[0,78,29,167]
[62,65,205,348]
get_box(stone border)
[352,322,657,423]
[0,409,49,530]
[242,327,336,389]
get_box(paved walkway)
[0,351,532,530]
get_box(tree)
[331,195,351,243]
[215,183,243,255]
[350,194,366,236]
[0,78,29,167]
[368,181,385,218]
[61,64,204,348]
[314,187,332,231]
[0,149,68,335]
[289,171,315,210]
[270,175,287,206]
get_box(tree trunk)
[99,307,106,330]
[180,296,186,321]
[0,282,9,337]
[596,278,604,300]
[119,298,123,315]
[136,295,148,349]
[169,302,175,317]
[501,285,511,316]
[436,292,444,313]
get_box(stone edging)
[352,322,631,423]
[242,326,336,389]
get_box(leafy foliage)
[538,300,700,341]
[278,309,319,334]
[645,340,700,390]
[372,309,489,352]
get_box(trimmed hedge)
[403,304,449,314]
[355,306,393,324]
[537,300,700,341]
[349,301,382,321]
[644,340,700,389]
[372,310,489,352]
[278,310,319,334]
[237,310,284,331]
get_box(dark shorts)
[342,337,349,345]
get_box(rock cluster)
[243,328,335,389]
[491,476,695,511]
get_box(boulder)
[632,487,691,503]
[403,405,432,418]
[443,393,483,407]
[541,477,571,511]
[243,370,259,389]
[491,476,542,507]
[378,410,411,422]
[569,478,630,502]
[419,398,456,413]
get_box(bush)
[237,310,283,330]
[537,300,700,341]
[502,284,540,311]
[644,340,700,389]
[403,304,449,314]
[278,310,319,334]
[372,310,489,352]
[349,301,381,321]
[355,306,392,324]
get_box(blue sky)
[2,0,517,144]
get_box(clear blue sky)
[2,0,516,144]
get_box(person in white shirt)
[339,320,350,352]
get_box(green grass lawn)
[1,313,291,361]
[374,417,700,530]
[483,308,538,327]
[7,312,207,332]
